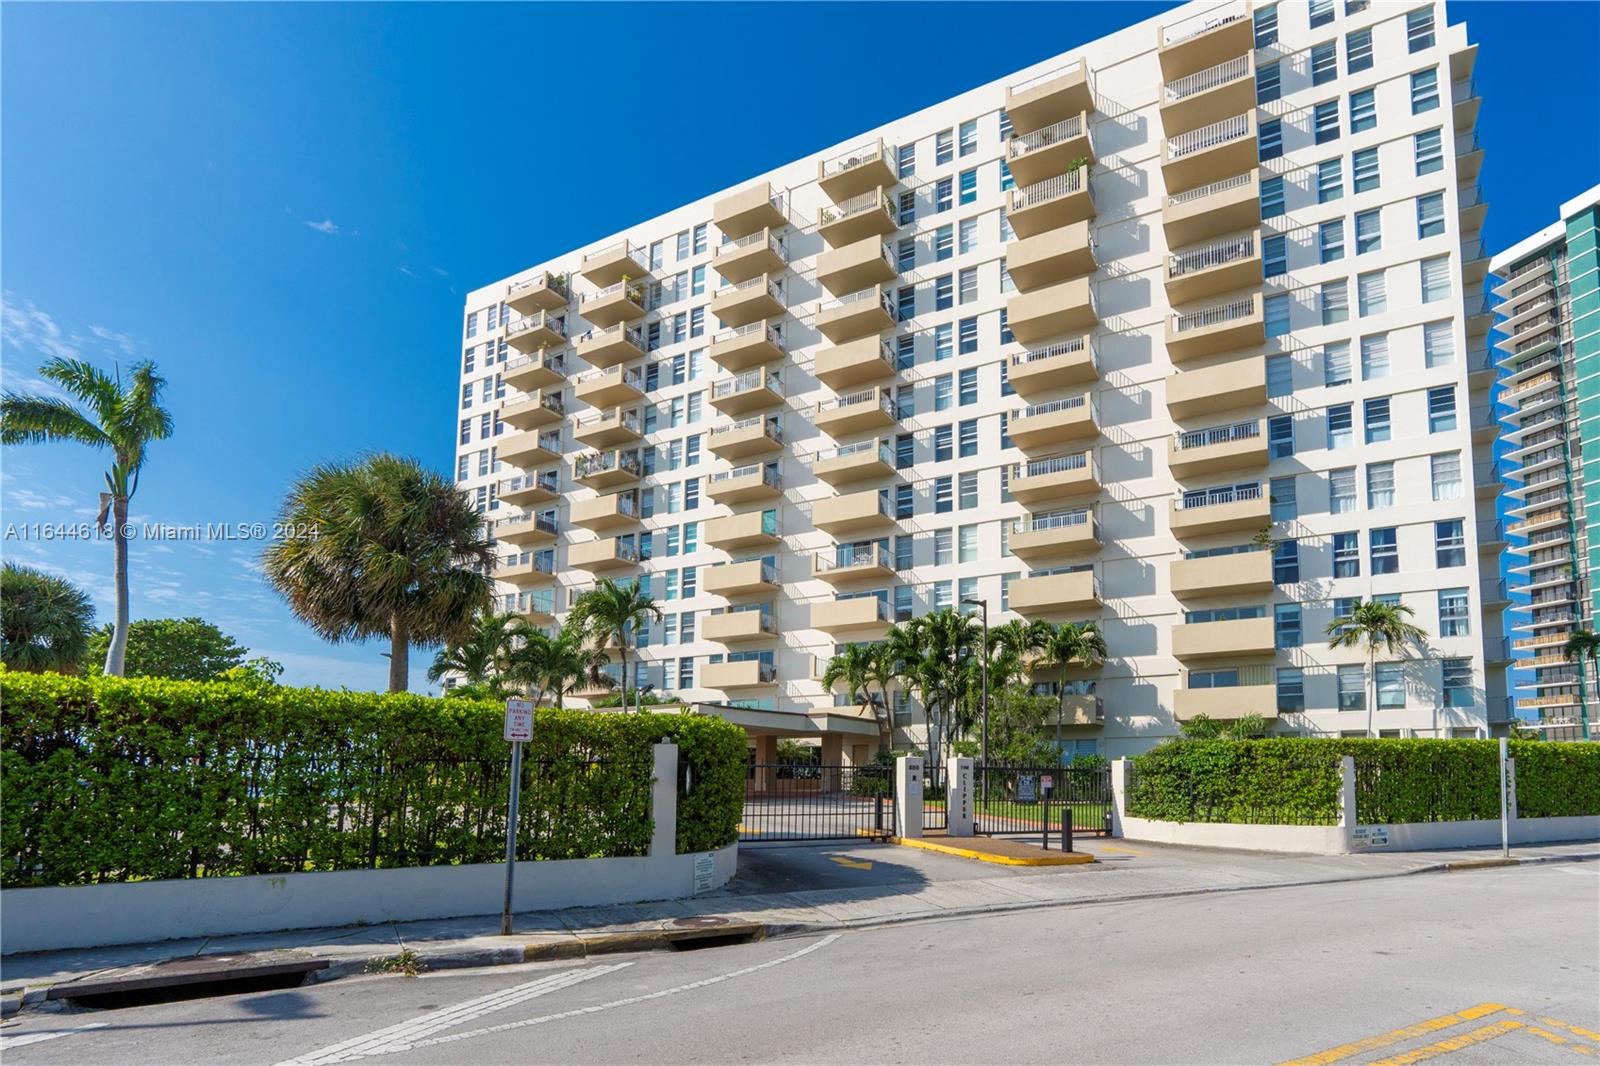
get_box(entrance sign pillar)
[946,756,975,837]
[894,755,924,839]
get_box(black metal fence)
[922,762,948,831]
[975,764,1112,838]
[740,763,893,841]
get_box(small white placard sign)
[1351,825,1390,848]
[693,852,716,893]
[504,698,535,743]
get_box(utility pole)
[962,596,989,805]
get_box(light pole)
[962,595,989,805]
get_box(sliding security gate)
[974,765,1113,838]
[740,764,894,841]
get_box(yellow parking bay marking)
[1096,845,1145,856]
[1538,1017,1600,1044]
[1367,1019,1525,1066]
[1279,1003,1506,1066]
[828,855,873,871]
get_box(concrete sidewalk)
[3,838,1594,1011]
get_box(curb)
[889,836,1095,867]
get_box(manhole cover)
[671,916,729,929]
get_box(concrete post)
[650,743,679,859]
[894,755,924,839]
[820,733,844,793]
[1109,758,1128,838]
[1337,755,1357,854]
[946,756,975,837]
[754,734,777,793]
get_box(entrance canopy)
[690,701,879,740]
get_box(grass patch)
[364,949,427,977]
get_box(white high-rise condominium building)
[454,0,1505,761]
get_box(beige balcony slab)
[1166,293,1263,363]
[815,335,896,391]
[1009,452,1099,505]
[503,351,568,393]
[580,281,648,329]
[813,546,895,585]
[1005,61,1094,136]
[570,491,640,531]
[815,387,895,438]
[506,311,568,353]
[579,241,648,288]
[1169,490,1270,537]
[1047,695,1105,727]
[710,322,786,372]
[514,603,557,627]
[569,538,641,573]
[813,489,895,536]
[1008,166,1094,240]
[1173,616,1275,660]
[815,287,895,344]
[1162,112,1257,195]
[1167,422,1268,478]
[817,237,897,297]
[1165,230,1262,305]
[810,597,893,637]
[1160,53,1255,135]
[574,323,645,370]
[1163,170,1261,248]
[497,557,555,588]
[703,610,778,644]
[1157,7,1253,81]
[1006,276,1096,345]
[573,408,641,449]
[495,513,558,548]
[1009,395,1097,451]
[817,190,898,248]
[1008,337,1097,400]
[1173,684,1278,722]
[708,417,783,461]
[710,368,783,417]
[499,473,559,508]
[817,139,896,202]
[1166,355,1266,419]
[704,558,779,598]
[507,271,571,315]
[707,464,781,505]
[1006,112,1094,189]
[499,392,566,432]
[813,441,895,487]
[499,432,562,471]
[1010,513,1100,561]
[1009,570,1102,616]
[573,449,641,490]
[710,275,785,329]
[1169,549,1273,598]
[712,181,786,241]
[713,229,786,283]
[705,509,780,551]
[701,659,777,691]
[1006,221,1097,292]
[575,365,644,409]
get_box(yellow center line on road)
[1366,1019,1525,1066]
[1278,1004,1507,1066]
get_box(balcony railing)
[1166,171,1253,208]
[1010,58,1087,96]
[1169,232,1255,277]
[817,387,894,418]
[820,140,894,180]
[575,408,639,432]
[818,438,894,465]
[817,543,894,573]
[498,472,559,496]
[713,368,781,400]
[1009,167,1087,211]
[581,239,645,272]
[718,228,784,257]
[1018,394,1089,419]
[1013,450,1092,479]
[713,320,786,351]
[1017,507,1092,533]
[495,512,559,537]
[1012,335,1091,367]
[1508,257,1551,282]
[722,274,784,300]
[1162,3,1247,46]
[711,414,783,442]
[574,449,640,479]
[505,351,566,377]
[508,314,567,341]
[584,278,648,306]
[1167,113,1250,159]
[1172,295,1256,334]
[818,190,893,227]
[1007,114,1087,160]
[577,321,645,349]
[710,462,782,490]
[508,272,569,303]
[575,364,642,391]
[1176,420,1259,451]
[1176,483,1262,510]
[1164,54,1250,102]
[818,286,895,317]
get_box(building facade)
[455,0,1504,760]
[1490,184,1600,742]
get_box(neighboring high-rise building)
[1490,184,1600,743]
[455,0,1505,761]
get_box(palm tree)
[507,624,595,709]
[1326,599,1427,737]
[1039,621,1108,719]
[864,642,903,748]
[1562,629,1598,741]
[988,618,1051,688]
[427,611,519,692]
[566,578,662,710]
[1,359,173,675]
[262,454,494,692]
[902,609,984,764]
[0,563,96,673]
[823,643,881,738]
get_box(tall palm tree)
[864,641,903,748]
[0,563,96,673]
[2,358,173,675]
[263,454,494,692]
[566,578,662,709]
[507,624,595,709]
[1562,629,1598,740]
[1039,621,1108,719]
[902,609,983,763]
[988,618,1051,688]
[822,643,882,739]
[427,611,519,692]
[1326,599,1427,737]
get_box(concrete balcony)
[1169,485,1269,537]
[570,490,640,532]
[498,472,560,508]
[814,439,895,487]
[1007,166,1093,240]
[499,430,563,471]
[574,364,644,410]
[813,543,895,585]
[813,488,895,536]
[503,350,568,393]
[1009,394,1097,450]
[710,367,783,417]
[712,229,786,283]
[498,555,556,588]
[1006,220,1097,292]
[712,181,787,241]
[1173,616,1275,660]
[817,139,897,202]
[506,271,571,315]
[494,512,558,549]
[815,335,896,391]
[710,321,786,372]
[710,274,785,329]
[1166,293,1263,363]
[1157,4,1253,81]
[708,415,783,461]
[1163,170,1261,248]
[1009,569,1102,616]
[1006,112,1094,189]
[817,237,897,297]
[1170,548,1273,598]
[1006,276,1097,346]
[499,391,566,432]
[1161,112,1256,196]
[815,287,895,344]
[703,608,778,644]
[579,279,648,329]
[568,538,641,573]
[506,311,568,353]
[1047,695,1105,727]
[704,558,780,598]
[574,322,646,370]
[817,189,898,248]
[707,462,781,505]
[705,508,780,552]
[1010,510,1100,562]
[1167,420,1267,478]
[1008,336,1097,399]
[1165,230,1262,305]
[1166,355,1265,419]
[579,240,649,288]
[573,448,641,490]
[1009,451,1099,505]
[810,596,894,638]
[1005,60,1094,135]
[701,659,778,692]
[1173,681,1278,722]
[573,407,641,449]
[1160,53,1254,135]
[815,386,895,438]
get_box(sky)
[3,1,1597,692]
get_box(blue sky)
[2,2,1596,691]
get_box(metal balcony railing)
[819,438,895,466]
[577,321,645,349]
[584,279,647,306]
[819,285,894,316]
[818,542,893,573]
[1009,166,1088,211]
[576,364,642,391]
[1017,393,1089,420]
[1014,450,1093,480]
[1010,58,1087,96]
[711,462,782,490]
[1169,232,1256,278]
[717,228,784,257]
[1020,507,1093,532]
[1176,482,1262,509]
[1166,113,1250,159]
[495,512,559,537]
[1176,420,1260,451]
[1161,3,1247,46]
[820,140,893,180]
[1166,171,1253,209]
[817,387,894,419]
[574,449,640,479]
[508,312,567,341]
[1172,295,1256,334]
[1012,335,1091,367]
[508,272,569,302]
[1007,113,1088,159]
[498,472,559,496]
[1164,54,1251,103]
[818,190,894,227]
[713,320,786,351]
[712,415,783,443]
[505,350,566,377]
[581,239,646,273]
[714,369,781,400]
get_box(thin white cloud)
[397,265,420,279]
[4,486,77,511]
[1,291,80,362]
[88,325,138,356]
[304,219,340,235]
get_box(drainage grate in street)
[47,952,329,1010]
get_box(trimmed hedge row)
[1127,738,1600,826]
[1,672,746,888]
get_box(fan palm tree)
[566,578,662,710]
[507,624,596,709]
[1039,621,1108,719]
[1326,599,1427,737]
[1562,629,1598,740]
[0,563,96,673]
[427,610,519,692]
[262,454,494,692]
[1,358,173,675]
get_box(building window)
[935,178,953,213]
[933,322,953,361]
[1371,527,1398,574]
[1322,280,1350,325]
[1262,175,1286,218]
[1411,68,1440,113]
[958,367,978,406]
[1414,128,1444,175]
[1424,320,1455,367]
[934,374,952,411]
[933,424,953,462]
[1407,6,1436,52]
[1431,452,1462,500]
[936,128,953,164]
[958,418,978,458]
[1317,158,1344,203]
[1427,385,1457,432]
[1259,118,1283,161]
[958,523,978,563]
[897,143,916,179]
[1435,519,1465,567]
[958,118,978,157]
[895,484,914,519]
[1264,234,1288,276]
[1360,333,1389,379]
[1276,604,1303,649]
[897,286,916,322]
[1420,255,1451,302]
[934,476,953,513]
[1346,28,1373,73]
[1314,99,1340,144]
[1265,293,1291,337]
[1254,3,1279,46]
[1438,587,1469,637]
[1311,41,1338,84]
[1278,667,1306,713]
[1273,539,1300,584]
[1330,465,1357,511]
[1271,476,1298,521]
[1338,664,1366,710]
[1333,531,1361,577]
[1416,192,1446,238]
[934,274,953,310]
[1364,397,1391,443]
[958,316,979,355]
[1349,87,1376,132]
[958,471,979,510]
[899,191,916,225]
[958,169,978,205]
[896,434,914,470]
[1257,61,1281,104]
[934,225,954,261]
[1355,208,1382,254]
[1357,270,1386,316]
[1269,415,1295,458]
[1267,354,1293,397]
[1367,461,1394,508]
[958,267,978,305]
[1376,663,1406,708]
[1442,658,1472,708]
[1324,341,1352,386]
[1352,147,1380,193]
[1319,220,1345,263]
[999,109,1013,140]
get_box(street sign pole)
[501,698,535,936]
[1498,736,1509,860]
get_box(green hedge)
[1,672,746,888]
[1127,738,1600,826]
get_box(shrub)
[0,671,745,887]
